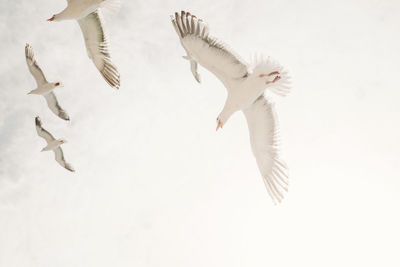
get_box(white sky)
[1,0,400,266]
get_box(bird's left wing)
[25,44,48,86]
[78,10,120,89]
[35,116,56,144]
[243,96,289,204]
[54,147,75,172]
[44,92,70,121]
[171,11,250,89]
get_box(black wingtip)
[61,114,70,121]
[35,116,41,126]
[66,165,75,172]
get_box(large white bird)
[35,116,75,172]
[48,0,121,89]
[171,11,291,204]
[25,44,70,121]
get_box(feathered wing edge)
[171,11,205,83]
[171,11,209,40]
[250,54,291,97]
[261,157,289,205]
[25,43,48,86]
[35,116,55,143]
[44,92,70,121]
[78,11,120,89]
[54,147,75,172]
[258,107,289,205]
[243,96,289,204]
[171,11,250,85]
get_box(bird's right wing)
[35,116,56,144]
[171,11,250,89]
[43,92,70,121]
[78,10,120,89]
[25,44,48,86]
[243,96,289,204]
[54,147,75,172]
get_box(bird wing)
[78,10,120,89]
[171,11,250,89]
[54,147,75,172]
[35,116,56,144]
[43,92,70,121]
[242,96,289,204]
[25,44,48,86]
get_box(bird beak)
[47,16,55,21]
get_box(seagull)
[25,44,70,121]
[47,0,121,89]
[171,11,291,204]
[35,116,75,172]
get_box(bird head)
[54,82,63,87]
[58,139,67,145]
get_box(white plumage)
[35,117,75,172]
[172,11,291,204]
[25,44,70,121]
[48,0,120,89]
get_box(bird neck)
[219,101,237,124]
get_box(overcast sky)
[1,0,400,266]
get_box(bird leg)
[266,75,281,84]
[259,71,281,84]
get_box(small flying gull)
[35,116,75,172]
[48,0,121,89]
[171,11,291,204]
[25,44,70,121]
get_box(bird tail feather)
[101,0,121,14]
[250,54,291,97]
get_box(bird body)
[50,0,118,21]
[172,11,290,203]
[215,70,281,126]
[28,82,59,95]
[41,139,65,152]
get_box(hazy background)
[1,0,400,266]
